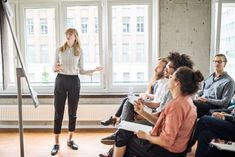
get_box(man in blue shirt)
[194,54,235,118]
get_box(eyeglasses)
[213,60,225,64]
[167,64,175,69]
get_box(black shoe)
[99,147,113,157]
[100,133,116,145]
[51,144,59,156]
[67,140,78,150]
[101,116,117,126]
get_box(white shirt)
[153,78,169,103]
[54,48,94,75]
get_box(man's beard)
[155,71,164,80]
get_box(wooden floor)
[0,129,195,157]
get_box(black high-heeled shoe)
[99,147,113,157]
[100,116,117,126]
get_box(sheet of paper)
[210,142,235,152]
[144,106,153,113]
[118,120,152,134]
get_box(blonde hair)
[59,28,81,56]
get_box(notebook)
[118,120,152,134]
[128,95,139,105]
[210,142,235,152]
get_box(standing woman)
[51,28,103,156]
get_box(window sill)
[0,94,127,99]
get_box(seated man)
[100,58,168,127]
[194,53,235,118]
[99,52,194,157]
[118,52,194,124]
[190,108,235,157]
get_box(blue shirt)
[198,72,235,108]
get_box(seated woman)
[101,58,168,126]
[112,67,203,157]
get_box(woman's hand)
[134,114,144,120]
[54,63,62,72]
[197,97,207,103]
[94,67,104,71]
[212,112,227,120]
[133,100,145,115]
[136,130,148,140]
[139,93,149,100]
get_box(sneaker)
[100,133,116,145]
[51,144,59,156]
[67,140,78,150]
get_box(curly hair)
[167,52,194,70]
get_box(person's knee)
[69,115,77,121]
[198,130,214,144]
[115,129,133,147]
[198,116,212,126]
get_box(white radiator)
[0,105,118,121]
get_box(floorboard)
[0,129,195,157]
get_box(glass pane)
[220,3,235,79]
[24,8,56,83]
[66,6,101,85]
[112,5,149,85]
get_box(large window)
[213,1,235,79]
[1,0,154,94]
[24,8,56,84]
[111,4,150,87]
[66,5,101,85]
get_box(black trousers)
[53,74,80,134]
[115,129,184,157]
[115,97,129,117]
[207,146,235,157]
[193,100,221,118]
[190,116,235,157]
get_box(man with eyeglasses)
[194,54,235,118]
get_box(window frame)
[19,2,60,94]
[0,0,158,95]
[211,0,235,74]
[107,0,155,93]
[61,0,105,93]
